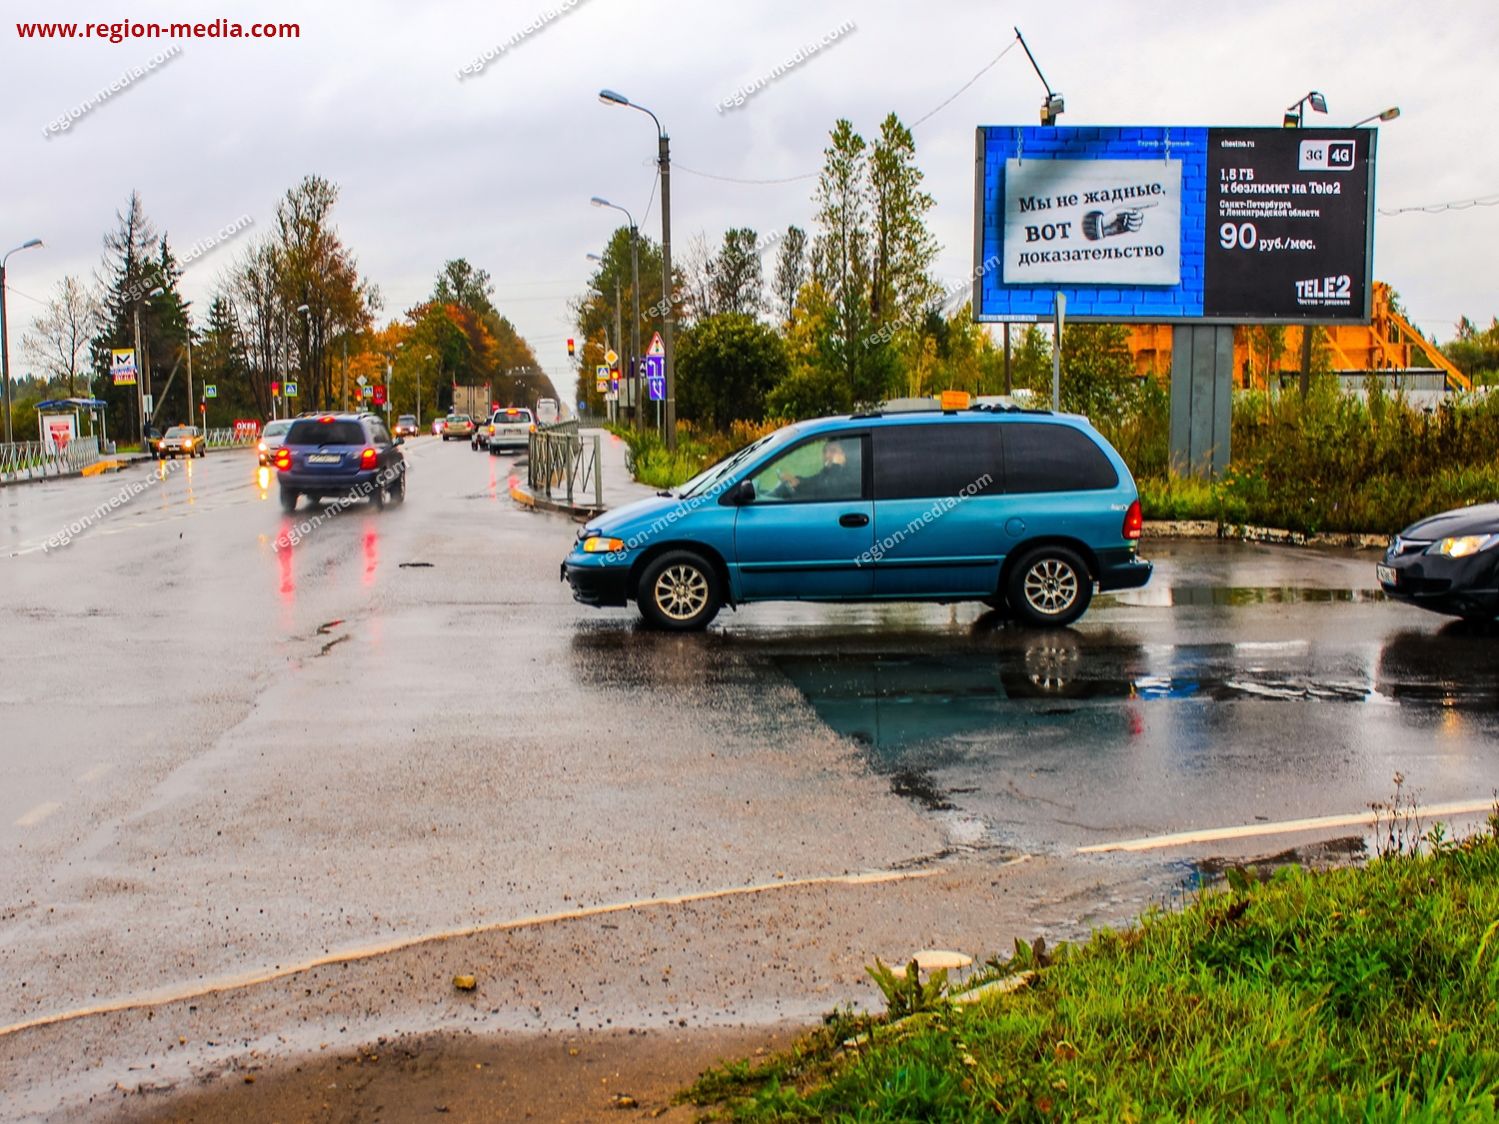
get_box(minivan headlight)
[581,536,625,553]
[1432,534,1499,558]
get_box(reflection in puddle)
[1115,586,1386,607]
[1177,835,1368,893]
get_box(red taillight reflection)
[274,448,291,471]
[1123,498,1143,540]
[359,447,378,469]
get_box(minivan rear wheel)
[1007,546,1092,627]
[638,551,722,631]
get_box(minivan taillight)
[360,447,378,469]
[274,448,291,471]
[1123,498,1143,540]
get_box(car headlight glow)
[1433,534,1499,558]
[581,536,625,553]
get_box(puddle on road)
[1149,586,1386,607]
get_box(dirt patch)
[125,1025,798,1123]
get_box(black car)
[272,413,406,513]
[1378,503,1499,620]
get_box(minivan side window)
[750,436,865,504]
[874,424,1002,500]
[1003,423,1119,493]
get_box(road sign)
[604,348,619,367]
[285,381,298,398]
[646,332,664,357]
[372,384,387,406]
[110,349,137,386]
[643,354,665,401]
[356,374,368,387]
[203,384,218,398]
[143,394,154,414]
[362,385,373,398]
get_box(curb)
[1142,519,1387,550]
[508,481,602,521]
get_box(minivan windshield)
[676,432,783,499]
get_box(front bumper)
[562,558,631,607]
[1095,548,1153,592]
[1379,550,1499,618]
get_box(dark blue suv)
[274,413,406,512]
[563,405,1151,630]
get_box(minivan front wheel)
[638,551,722,631]
[1008,546,1092,627]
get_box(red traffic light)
[566,338,575,356]
[271,382,280,396]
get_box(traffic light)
[271,381,280,397]
[566,337,575,357]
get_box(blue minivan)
[563,405,1151,630]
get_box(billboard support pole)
[1169,324,1234,480]
[1051,292,1065,411]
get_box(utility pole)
[1,239,43,445]
[133,303,146,443]
[186,332,194,428]
[341,337,348,411]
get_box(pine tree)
[771,226,808,325]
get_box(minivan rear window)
[1002,423,1119,493]
[285,420,366,446]
[874,424,1001,500]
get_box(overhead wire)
[672,35,1024,187]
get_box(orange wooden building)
[1125,283,1467,390]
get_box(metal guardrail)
[0,436,102,483]
[527,420,603,510]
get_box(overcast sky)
[5,0,1497,395]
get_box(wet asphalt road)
[2,437,1497,1115]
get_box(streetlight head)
[1380,106,1400,122]
[21,239,42,250]
[586,253,603,261]
[590,196,610,208]
[1308,91,1327,114]
[598,88,629,107]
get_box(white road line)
[14,801,63,827]
[1078,799,1497,854]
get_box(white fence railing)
[205,428,258,448]
[0,436,102,483]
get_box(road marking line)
[14,801,63,827]
[1078,799,1497,854]
[0,866,950,1039]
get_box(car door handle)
[839,513,870,528]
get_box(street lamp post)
[599,89,676,451]
[590,197,643,430]
[2,239,44,444]
[1351,106,1400,128]
[421,353,433,423]
[1283,90,1328,128]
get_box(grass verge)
[685,818,1499,1121]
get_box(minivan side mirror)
[393,436,405,446]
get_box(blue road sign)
[644,355,665,402]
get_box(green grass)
[685,821,1499,1121]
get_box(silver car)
[257,419,293,465]
[486,407,534,454]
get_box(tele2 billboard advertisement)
[974,126,1376,324]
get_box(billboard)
[110,348,137,385]
[974,126,1376,324]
